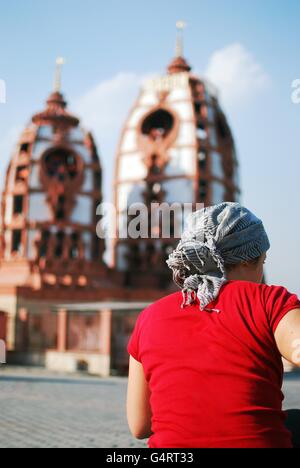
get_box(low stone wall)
[7,351,45,367]
[45,350,110,377]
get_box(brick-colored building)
[0,50,239,376]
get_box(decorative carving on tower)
[138,107,179,170]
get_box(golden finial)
[175,21,187,57]
[53,57,65,92]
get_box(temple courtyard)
[0,367,299,448]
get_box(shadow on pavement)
[0,375,120,386]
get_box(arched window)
[12,230,22,254]
[20,143,30,154]
[39,231,50,258]
[198,149,207,174]
[199,179,208,202]
[141,109,174,140]
[70,232,80,259]
[13,195,24,215]
[94,171,102,189]
[55,231,65,258]
[216,116,231,141]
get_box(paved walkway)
[0,367,299,448]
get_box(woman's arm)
[126,355,153,440]
[275,308,300,367]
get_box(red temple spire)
[167,21,192,75]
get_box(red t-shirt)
[127,280,300,448]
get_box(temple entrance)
[110,311,139,376]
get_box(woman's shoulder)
[138,292,183,322]
[224,280,299,310]
[147,291,183,311]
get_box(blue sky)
[0,0,300,292]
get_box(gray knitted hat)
[166,202,270,311]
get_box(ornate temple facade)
[0,46,240,376]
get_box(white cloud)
[204,43,271,108]
[74,72,146,138]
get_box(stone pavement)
[0,366,299,448]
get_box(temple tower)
[0,60,106,292]
[0,60,110,363]
[113,26,240,288]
